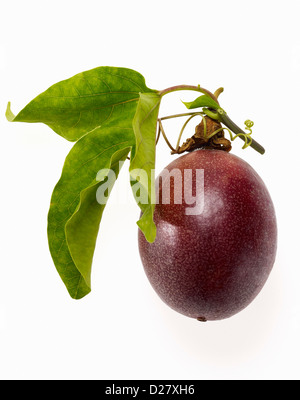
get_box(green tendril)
[202,115,208,138]
[176,112,204,151]
[206,119,254,150]
[206,127,227,140]
[237,119,254,149]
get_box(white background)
[0,0,299,380]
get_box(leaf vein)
[43,91,140,99]
[100,70,146,91]
[27,98,139,113]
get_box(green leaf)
[48,119,135,299]
[7,66,163,297]
[130,92,161,243]
[6,66,156,141]
[183,94,219,110]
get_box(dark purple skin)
[138,149,277,321]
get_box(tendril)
[207,120,254,150]
[176,112,204,151]
[157,118,176,153]
[156,112,255,155]
[229,120,254,149]
[156,112,205,153]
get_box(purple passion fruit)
[138,149,277,321]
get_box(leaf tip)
[137,219,157,243]
[73,289,91,300]
[5,101,16,122]
[181,99,191,109]
[70,281,92,300]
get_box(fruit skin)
[138,149,277,321]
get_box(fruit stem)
[159,85,265,155]
[218,112,265,155]
[159,85,220,104]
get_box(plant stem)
[159,85,265,155]
[219,113,265,155]
[159,85,220,104]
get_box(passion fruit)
[138,149,277,321]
